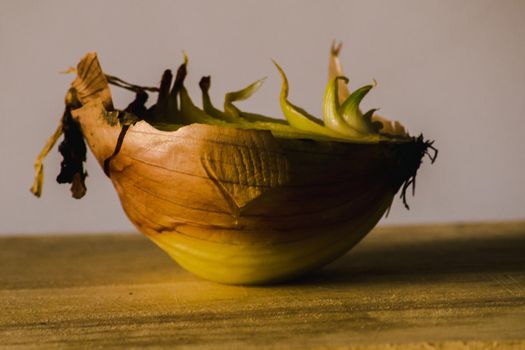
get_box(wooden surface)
[1,222,524,349]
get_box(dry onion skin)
[31,43,436,285]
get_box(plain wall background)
[1,0,524,235]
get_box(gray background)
[1,0,524,235]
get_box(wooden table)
[1,222,524,349]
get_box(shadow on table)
[288,232,525,286]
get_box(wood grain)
[1,222,524,349]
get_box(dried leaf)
[56,107,88,199]
[30,122,63,197]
